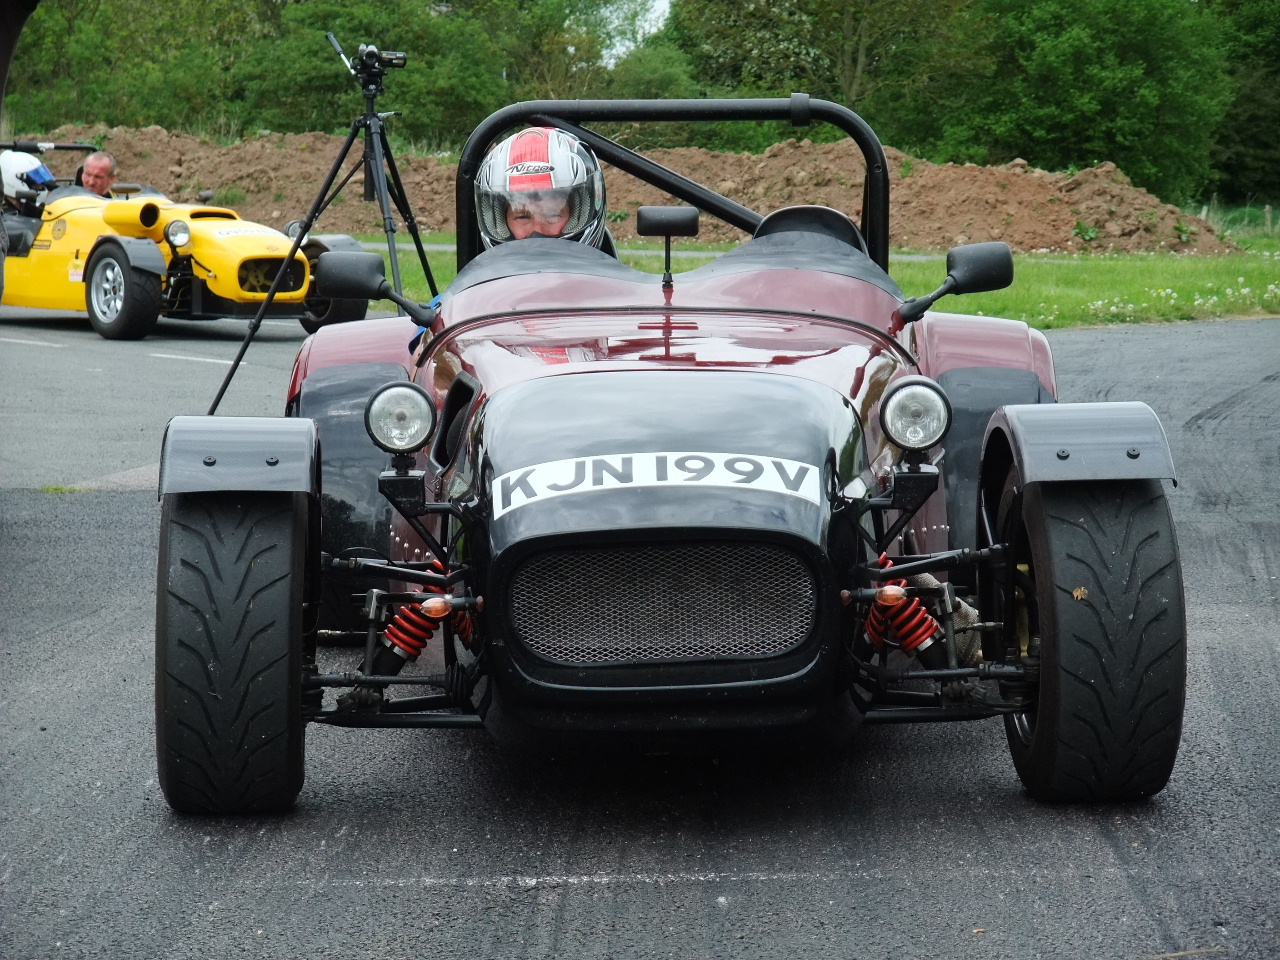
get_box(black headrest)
[753,205,866,252]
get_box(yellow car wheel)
[300,288,368,334]
[85,242,162,340]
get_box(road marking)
[149,353,242,365]
[71,463,160,491]
[302,870,835,889]
[0,336,65,347]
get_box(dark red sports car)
[154,97,1185,814]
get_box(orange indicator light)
[875,584,908,606]
[420,596,453,618]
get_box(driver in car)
[80,151,117,197]
[474,127,607,248]
[405,127,612,351]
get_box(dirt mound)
[34,124,1229,254]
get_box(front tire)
[299,293,368,334]
[85,242,161,340]
[156,492,307,814]
[995,473,1186,802]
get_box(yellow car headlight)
[164,220,192,248]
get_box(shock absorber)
[865,553,940,654]
[371,559,476,676]
[383,601,445,659]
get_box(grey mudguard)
[94,235,168,276]
[158,416,319,499]
[985,401,1176,484]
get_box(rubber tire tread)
[299,296,368,334]
[1008,478,1186,801]
[156,491,306,814]
[85,243,161,340]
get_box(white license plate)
[492,451,822,518]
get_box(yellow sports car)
[1,147,366,339]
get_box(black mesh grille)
[509,542,817,665]
[238,257,306,294]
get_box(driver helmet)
[475,127,606,249]
[1,151,57,204]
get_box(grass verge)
[364,233,1280,330]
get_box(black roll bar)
[456,94,890,271]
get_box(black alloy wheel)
[993,469,1187,801]
[156,491,308,814]
[84,242,162,340]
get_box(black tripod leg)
[207,118,367,415]
[364,114,403,293]
[379,127,439,298]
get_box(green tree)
[6,0,278,132]
[660,0,983,152]
[957,0,1230,202]
[608,41,697,100]
[7,0,635,145]
[231,0,511,144]
[1209,0,1280,202]
[666,0,974,112]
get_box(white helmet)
[475,127,606,249]
[1,151,57,203]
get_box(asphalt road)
[1,306,1277,959]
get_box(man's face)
[82,157,115,196]
[506,192,571,240]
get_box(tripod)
[208,33,439,415]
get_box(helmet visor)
[21,163,57,192]
[503,189,574,239]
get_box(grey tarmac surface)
[1,306,1278,959]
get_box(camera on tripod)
[356,44,407,72]
[328,33,407,91]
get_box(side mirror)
[315,250,437,326]
[636,205,700,238]
[316,251,390,299]
[636,205,699,292]
[946,241,1014,295]
[898,241,1014,323]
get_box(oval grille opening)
[238,257,306,294]
[509,542,817,665]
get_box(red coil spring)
[383,603,443,658]
[382,559,476,658]
[865,553,939,653]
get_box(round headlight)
[365,382,436,453]
[284,219,307,242]
[164,219,191,248]
[880,377,951,451]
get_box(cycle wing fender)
[981,401,1176,499]
[158,415,320,498]
[89,235,167,277]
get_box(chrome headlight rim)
[164,219,192,248]
[880,375,952,452]
[283,219,309,245]
[364,381,437,454]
